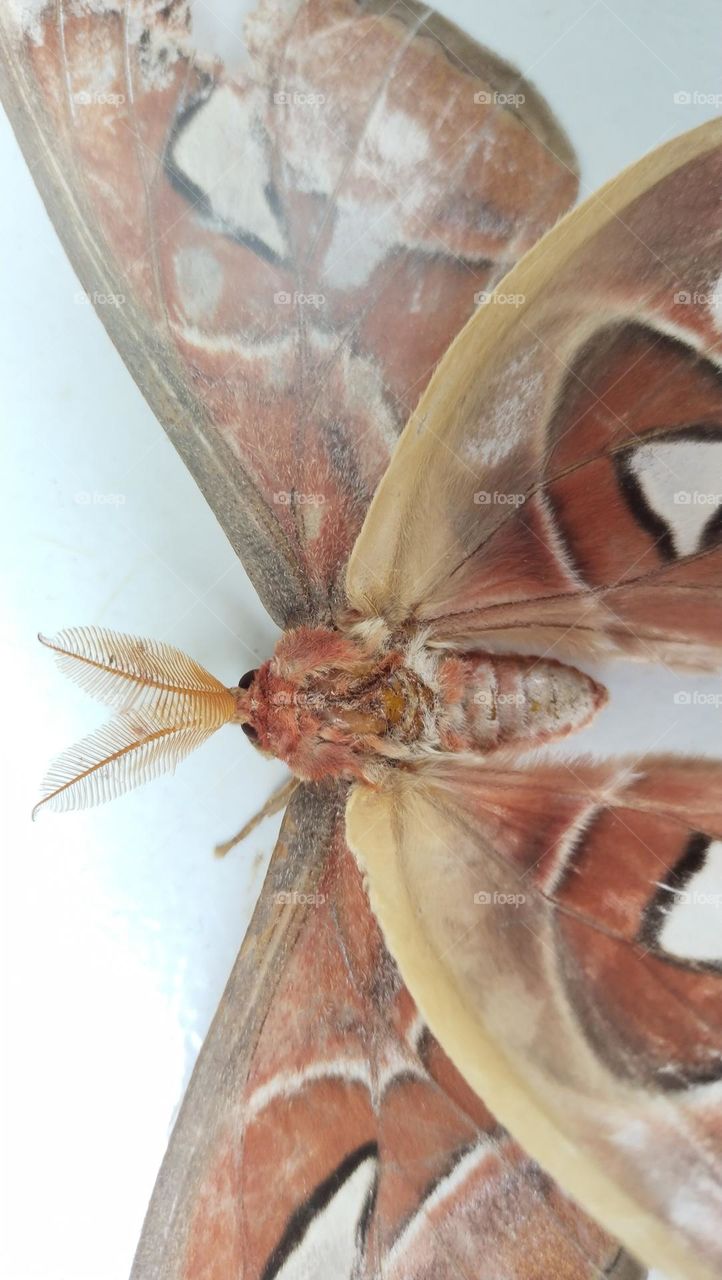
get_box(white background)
[2,2,722,1278]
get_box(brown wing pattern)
[0,0,577,627]
[347,120,722,668]
[348,758,722,1280]
[132,782,639,1280]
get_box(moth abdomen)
[436,652,607,755]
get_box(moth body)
[236,626,607,783]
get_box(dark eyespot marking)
[239,669,257,690]
[242,723,259,742]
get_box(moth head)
[230,668,265,749]
[34,627,258,816]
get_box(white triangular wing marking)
[171,84,287,258]
[658,838,722,964]
[274,1154,377,1280]
[627,440,722,557]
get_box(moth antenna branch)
[38,626,235,724]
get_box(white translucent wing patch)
[168,84,287,261]
[269,1150,378,1280]
[656,838,722,965]
[625,438,722,557]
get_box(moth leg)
[214,775,299,858]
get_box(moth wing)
[0,0,577,628]
[133,781,640,1280]
[347,119,722,668]
[347,758,722,1280]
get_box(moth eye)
[238,669,257,690]
[242,723,259,742]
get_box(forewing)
[133,781,639,1280]
[347,758,722,1280]
[0,0,578,627]
[347,119,722,668]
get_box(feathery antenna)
[35,627,238,815]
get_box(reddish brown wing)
[347,121,722,668]
[348,757,722,1279]
[0,0,577,627]
[132,782,638,1280]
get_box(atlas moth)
[4,1,722,1278]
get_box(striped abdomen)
[437,653,607,754]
